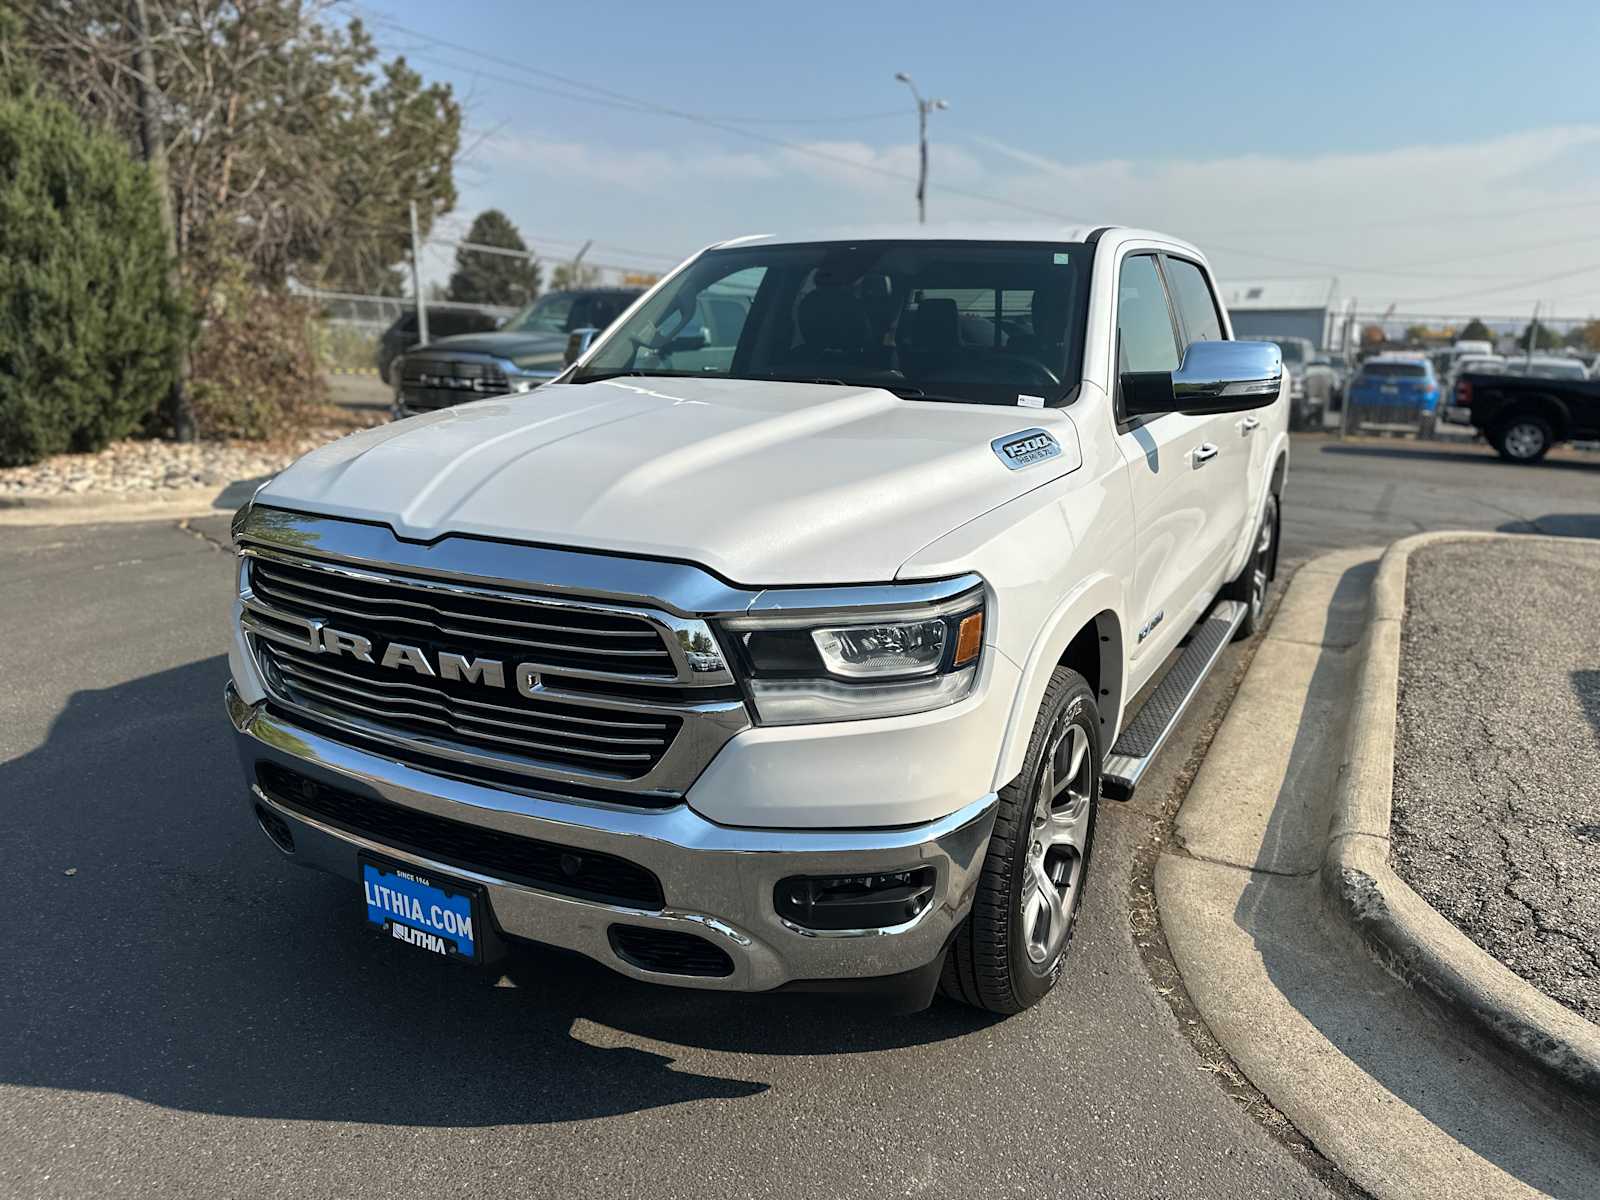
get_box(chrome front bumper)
[227,686,997,992]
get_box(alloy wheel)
[1502,422,1546,460]
[1020,719,1095,967]
[1249,499,1277,624]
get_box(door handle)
[1192,442,1219,466]
[1239,416,1260,434]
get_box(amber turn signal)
[953,611,984,667]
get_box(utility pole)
[894,72,948,224]
[409,200,429,345]
[129,0,194,441]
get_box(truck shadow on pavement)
[0,657,993,1128]
[1226,561,1600,1196]
[1495,514,1600,538]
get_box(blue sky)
[351,0,1600,319]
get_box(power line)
[356,8,1600,291]
[1373,260,1600,307]
[357,13,1097,226]
[1200,240,1544,280]
[1187,197,1600,238]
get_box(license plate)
[1380,385,1399,395]
[360,854,483,963]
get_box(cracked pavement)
[1391,537,1600,1024]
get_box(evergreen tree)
[446,209,541,306]
[0,84,183,464]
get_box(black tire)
[1493,414,1553,463]
[941,668,1100,1014]
[1224,492,1280,640]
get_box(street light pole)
[894,72,948,224]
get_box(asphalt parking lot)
[2,433,1596,1199]
[1392,536,1600,1024]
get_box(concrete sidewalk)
[1156,548,1600,1200]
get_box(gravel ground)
[1392,537,1600,1025]
[0,407,382,501]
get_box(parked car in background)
[1255,335,1323,428]
[1345,355,1441,434]
[392,287,644,418]
[1449,338,1494,360]
[375,307,500,383]
[1323,350,1355,406]
[1458,360,1600,462]
[1439,354,1504,426]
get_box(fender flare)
[992,572,1127,790]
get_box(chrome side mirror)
[1122,340,1283,417]
[563,326,601,366]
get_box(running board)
[1101,600,1248,801]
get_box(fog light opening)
[254,804,295,854]
[775,867,936,932]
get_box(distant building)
[1217,278,1358,352]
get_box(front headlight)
[720,582,985,725]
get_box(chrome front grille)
[236,535,747,802]
[248,554,679,680]
[398,356,509,413]
[260,643,679,774]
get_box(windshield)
[571,240,1094,406]
[505,293,577,335]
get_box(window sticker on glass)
[1018,394,1045,409]
[1053,252,1071,265]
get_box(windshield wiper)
[880,383,980,405]
[568,369,678,385]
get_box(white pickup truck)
[227,226,1287,1014]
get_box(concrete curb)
[1321,529,1600,1110]
[0,479,259,526]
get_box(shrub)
[189,269,328,440]
[0,87,184,467]
[316,320,382,372]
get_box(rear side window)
[1163,257,1225,344]
[1117,254,1180,374]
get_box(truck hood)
[259,377,1081,586]
[406,330,566,358]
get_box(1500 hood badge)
[992,428,1062,470]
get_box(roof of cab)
[704,223,1208,260]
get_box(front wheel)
[941,668,1100,1014]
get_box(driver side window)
[1117,254,1181,375]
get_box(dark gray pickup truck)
[1459,363,1600,462]
[392,287,643,418]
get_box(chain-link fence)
[294,287,519,374]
